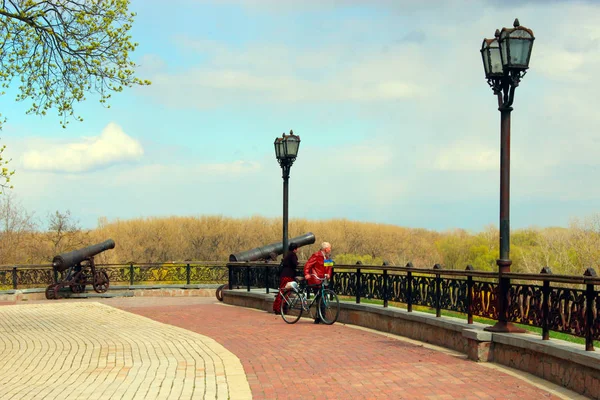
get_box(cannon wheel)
[215,284,225,302]
[93,271,110,293]
[70,274,86,293]
[45,284,56,300]
[53,284,62,300]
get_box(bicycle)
[279,274,340,325]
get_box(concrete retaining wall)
[0,284,221,301]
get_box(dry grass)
[0,213,598,277]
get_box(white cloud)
[22,123,144,173]
[142,38,431,109]
[430,142,498,172]
[112,160,261,186]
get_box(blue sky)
[3,0,600,231]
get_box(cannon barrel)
[229,232,315,262]
[52,239,116,272]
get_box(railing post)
[434,264,442,317]
[540,267,552,340]
[584,268,597,351]
[356,268,362,304]
[330,266,335,290]
[186,263,191,285]
[12,266,17,290]
[466,265,474,324]
[354,261,362,304]
[228,264,233,290]
[406,262,413,312]
[264,264,269,294]
[246,264,251,292]
[383,265,388,308]
[129,263,134,286]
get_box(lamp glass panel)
[482,47,491,76]
[489,40,503,74]
[481,40,491,76]
[500,31,509,66]
[284,137,300,157]
[506,30,533,68]
[509,38,526,66]
[274,139,284,159]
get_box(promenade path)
[0,297,587,399]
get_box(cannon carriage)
[45,239,116,300]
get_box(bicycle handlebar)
[310,273,328,281]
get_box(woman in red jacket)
[304,241,332,324]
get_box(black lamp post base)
[484,321,526,333]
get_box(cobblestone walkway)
[112,298,583,400]
[0,302,251,400]
[0,297,586,400]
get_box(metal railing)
[227,261,600,351]
[4,259,598,351]
[0,262,229,289]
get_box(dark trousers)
[310,286,326,321]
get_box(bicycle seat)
[295,276,305,282]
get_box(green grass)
[338,295,599,347]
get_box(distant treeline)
[1,194,598,275]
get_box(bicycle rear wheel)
[318,289,339,325]
[280,289,303,324]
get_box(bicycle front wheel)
[318,289,339,325]
[280,289,303,324]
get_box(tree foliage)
[0,199,599,277]
[0,1,150,191]
[0,0,150,125]
[0,143,14,194]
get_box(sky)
[2,0,600,231]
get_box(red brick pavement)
[114,300,563,400]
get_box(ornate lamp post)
[274,130,301,257]
[481,19,534,332]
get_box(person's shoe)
[313,319,321,324]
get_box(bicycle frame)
[279,275,339,324]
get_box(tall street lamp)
[274,130,301,257]
[480,18,534,333]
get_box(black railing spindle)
[356,268,362,304]
[406,262,413,313]
[246,265,251,292]
[540,267,552,340]
[466,265,474,324]
[584,268,597,351]
[383,269,388,308]
[434,264,442,317]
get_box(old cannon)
[217,232,316,300]
[228,232,316,262]
[45,239,116,300]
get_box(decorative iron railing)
[0,262,229,289]
[5,260,598,351]
[227,261,600,351]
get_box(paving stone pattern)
[113,299,572,400]
[0,302,251,400]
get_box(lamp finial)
[513,18,520,28]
